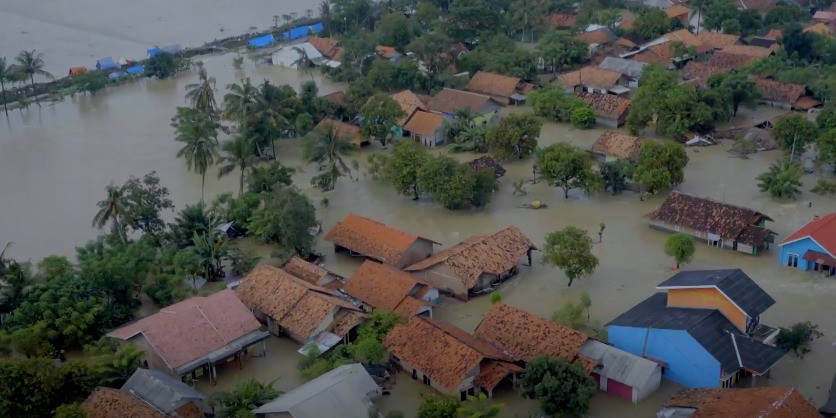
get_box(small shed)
[69,67,88,76]
[579,340,662,404]
[248,34,275,48]
[126,65,144,75]
[271,43,324,68]
[96,57,117,70]
[282,22,325,41]
[148,44,182,58]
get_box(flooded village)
[1,0,836,417]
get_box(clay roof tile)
[465,71,521,98]
[663,387,820,417]
[590,131,645,160]
[324,213,436,265]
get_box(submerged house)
[607,269,786,388]
[464,71,533,105]
[384,316,523,399]
[390,89,431,136]
[404,110,446,148]
[558,66,629,95]
[658,387,820,417]
[107,290,269,383]
[648,192,776,255]
[312,118,368,147]
[80,368,207,418]
[343,260,438,318]
[324,213,438,268]
[427,88,501,125]
[577,92,632,128]
[779,213,836,277]
[589,131,645,163]
[756,78,820,111]
[404,226,536,300]
[282,256,344,289]
[597,57,648,88]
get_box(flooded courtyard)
[1,51,835,416]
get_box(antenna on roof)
[641,318,653,357]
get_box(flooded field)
[1,52,835,417]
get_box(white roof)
[254,363,380,418]
[271,42,324,69]
[579,340,661,388]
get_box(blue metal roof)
[248,34,275,48]
[96,57,117,70]
[126,65,144,74]
[282,22,324,40]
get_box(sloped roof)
[107,290,261,370]
[618,33,647,49]
[665,29,705,49]
[707,50,759,70]
[696,32,740,49]
[662,387,820,417]
[574,27,617,45]
[578,340,661,387]
[598,56,648,79]
[765,29,783,39]
[308,36,339,58]
[756,78,806,104]
[343,260,427,314]
[324,213,435,265]
[804,22,834,35]
[474,303,594,373]
[404,226,535,290]
[312,118,362,143]
[547,13,577,28]
[283,256,332,286]
[465,71,521,99]
[121,369,205,414]
[323,91,346,105]
[404,110,445,136]
[474,361,524,391]
[656,269,775,318]
[375,45,399,59]
[577,92,631,120]
[780,213,836,255]
[722,44,773,58]
[81,387,166,418]
[814,10,836,21]
[590,131,644,160]
[665,5,691,17]
[428,88,494,115]
[390,90,428,124]
[558,66,623,89]
[681,61,726,89]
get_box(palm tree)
[95,345,143,387]
[457,393,503,418]
[192,231,227,281]
[291,47,316,81]
[212,379,280,418]
[14,50,53,107]
[175,111,219,201]
[0,56,16,116]
[302,123,355,191]
[223,78,259,128]
[253,81,296,160]
[92,183,130,242]
[185,63,217,115]
[218,134,259,195]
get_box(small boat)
[520,200,548,209]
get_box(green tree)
[303,123,356,191]
[633,8,674,39]
[552,291,592,330]
[54,403,86,418]
[248,187,317,256]
[360,94,405,146]
[94,344,143,387]
[0,56,16,115]
[664,233,695,269]
[490,291,502,304]
[457,393,503,418]
[185,64,218,114]
[706,72,760,116]
[0,358,100,418]
[92,183,130,242]
[248,164,294,193]
[418,155,496,209]
[536,143,600,198]
[542,227,599,286]
[174,109,220,201]
[633,141,689,194]
[173,247,202,290]
[0,247,33,314]
[192,231,227,281]
[144,51,177,79]
[772,115,818,155]
[383,140,430,199]
[227,246,262,277]
[519,356,597,417]
[72,71,108,95]
[169,202,219,248]
[757,159,803,200]
[224,77,260,128]
[15,49,54,107]
[218,134,259,196]
[527,85,586,122]
[776,321,823,358]
[628,65,716,138]
[417,395,460,418]
[121,171,174,237]
[570,105,596,129]
[703,0,739,31]
[377,13,416,51]
[212,379,280,418]
[816,128,836,171]
[487,113,542,160]
[600,160,633,195]
[537,30,588,74]
[349,337,387,363]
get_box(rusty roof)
[324,213,436,265]
[391,296,431,319]
[323,91,346,105]
[665,29,704,48]
[649,192,774,246]
[722,44,773,58]
[313,118,362,142]
[696,32,740,49]
[375,45,399,59]
[428,88,494,115]
[403,110,445,136]
[590,131,645,160]
[474,361,524,391]
[465,71,521,99]
[547,13,577,28]
[663,387,820,417]
[343,260,425,312]
[576,92,631,120]
[756,78,806,104]
[665,5,691,17]
[308,37,339,58]
[558,66,623,89]
[634,43,673,64]
[707,51,759,70]
[283,256,330,285]
[384,317,513,392]
[473,303,595,373]
[404,226,534,290]
[804,22,834,35]
[390,90,428,124]
[107,290,261,370]
[681,61,726,89]
[574,28,617,45]
[81,387,167,418]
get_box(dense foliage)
[542,226,599,287]
[519,356,597,417]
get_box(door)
[607,378,633,402]
[787,253,799,268]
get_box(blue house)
[778,213,836,277]
[607,270,786,389]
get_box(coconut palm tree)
[253,81,297,160]
[0,56,16,116]
[302,123,355,191]
[175,111,219,202]
[185,63,217,115]
[223,78,259,128]
[92,183,131,242]
[218,134,259,196]
[291,47,316,81]
[14,50,53,107]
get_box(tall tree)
[121,171,174,237]
[0,56,17,116]
[185,64,217,115]
[519,356,597,417]
[633,8,674,39]
[542,226,599,287]
[664,233,695,269]
[92,183,131,242]
[224,77,259,127]
[360,94,405,146]
[302,123,356,191]
[14,50,53,107]
[417,395,460,418]
[218,134,259,196]
[247,187,317,255]
[772,115,818,155]
[536,143,600,198]
[383,140,430,199]
[633,141,689,194]
[706,73,760,116]
[175,109,220,201]
[757,159,803,200]
[537,30,587,74]
[776,321,823,359]
[487,113,542,160]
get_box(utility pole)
[790,133,798,162]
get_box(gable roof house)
[756,78,820,111]
[312,118,368,147]
[375,45,402,61]
[576,92,632,128]
[307,36,341,59]
[681,61,726,89]
[665,5,692,25]
[80,369,206,418]
[271,43,326,68]
[107,290,268,382]
[404,110,447,148]
[558,66,629,95]
[707,50,761,71]
[648,192,776,256]
[598,57,649,88]
[590,131,645,162]
[607,270,786,389]
[464,71,533,105]
[779,213,836,277]
[282,256,344,289]
[343,260,438,318]
[405,226,536,300]
[390,89,429,127]
[325,213,439,268]
[427,88,501,124]
[696,32,740,50]
[804,22,835,36]
[617,33,649,50]
[658,387,821,417]
[574,27,619,53]
[629,29,711,69]
[236,265,365,351]
[384,316,523,399]
[254,363,382,418]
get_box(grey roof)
[656,269,775,318]
[598,57,648,79]
[254,363,380,418]
[822,373,836,414]
[579,340,660,388]
[607,293,785,375]
[121,369,205,414]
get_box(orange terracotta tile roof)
[404,110,445,136]
[328,309,366,337]
[756,78,806,104]
[308,36,339,58]
[665,5,691,17]
[558,66,623,89]
[331,46,344,61]
[707,51,759,70]
[107,290,261,370]
[765,29,783,39]
[793,95,821,109]
[576,92,631,121]
[428,88,494,115]
[666,29,704,49]
[474,361,524,391]
[283,256,330,285]
[404,226,534,290]
[696,32,740,49]
[663,387,820,417]
[633,46,672,64]
[574,28,617,45]
[781,213,836,252]
[81,387,166,418]
[465,71,521,99]
[473,303,595,373]
[375,45,399,59]
[681,61,726,88]
[547,13,577,28]
[312,118,365,146]
[390,90,429,124]
[324,213,436,265]
[391,296,431,319]
[323,91,346,105]
[721,44,773,58]
[384,317,513,392]
[804,22,834,35]
[343,260,425,313]
[590,131,645,160]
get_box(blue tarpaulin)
[126,65,144,74]
[147,47,160,58]
[148,44,181,58]
[248,34,275,48]
[96,57,117,70]
[281,22,324,40]
[108,71,124,80]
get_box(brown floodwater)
[1,50,835,417]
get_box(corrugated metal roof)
[121,369,205,414]
[656,269,775,318]
[598,57,648,79]
[579,340,660,388]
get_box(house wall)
[413,126,445,148]
[419,288,441,304]
[596,116,618,128]
[391,356,474,395]
[127,335,173,375]
[635,367,663,403]
[411,263,468,300]
[666,288,747,331]
[780,238,825,271]
[398,239,436,268]
[607,326,721,388]
[760,99,793,110]
[649,219,736,249]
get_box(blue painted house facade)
[778,213,836,276]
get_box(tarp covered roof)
[248,34,275,48]
[96,57,117,70]
[282,22,324,40]
[126,65,144,74]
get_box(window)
[423,375,431,386]
[411,369,417,380]
[787,253,799,268]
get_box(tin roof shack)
[598,57,648,88]
[324,213,439,268]
[254,363,381,418]
[558,66,629,96]
[282,256,344,289]
[607,270,785,389]
[779,213,836,276]
[464,71,534,105]
[107,290,269,383]
[589,131,645,163]
[404,226,535,300]
[343,260,438,318]
[576,92,632,128]
[657,387,820,417]
[235,265,365,350]
[384,316,523,400]
[427,88,501,124]
[312,118,368,147]
[648,192,776,256]
[756,78,820,111]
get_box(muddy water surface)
[1,54,835,417]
